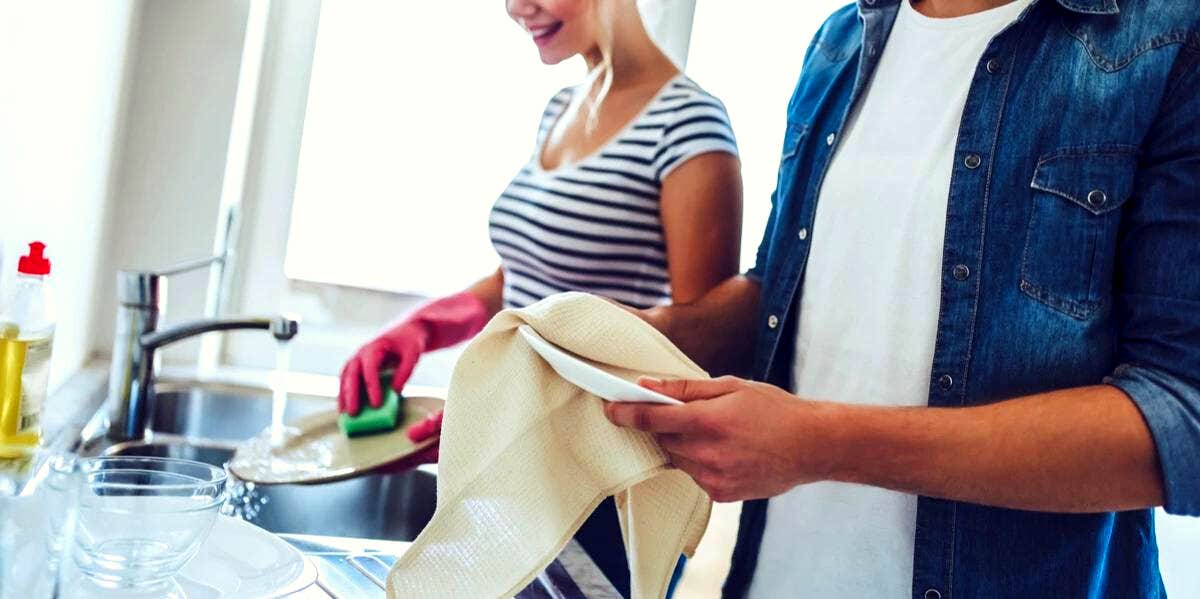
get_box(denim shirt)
[728,0,1200,597]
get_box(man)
[609,0,1200,596]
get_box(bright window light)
[285,2,580,296]
[687,0,848,271]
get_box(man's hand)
[608,376,1165,512]
[604,376,841,502]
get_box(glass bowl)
[72,456,226,591]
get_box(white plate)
[176,516,318,598]
[518,325,682,405]
[60,515,317,598]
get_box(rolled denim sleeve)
[1108,366,1200,516]
[1107,45,1200,517]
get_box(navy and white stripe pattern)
[490,74,738,310]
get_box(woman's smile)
[528,21,563,47]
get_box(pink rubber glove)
[368,409,443,473]
[338,291,489,416]
[403,409,443,465]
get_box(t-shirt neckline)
[900,0,1034,31]
[533,72,684,175]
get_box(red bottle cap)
[17,241,51,276]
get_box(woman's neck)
[582,7,677,92]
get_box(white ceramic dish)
[518,325,682,406]
[176,516,318,598]
[62,515,317,598]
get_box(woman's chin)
[537,49,573,66]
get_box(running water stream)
[223,338,292,522]
[269,339,292,447]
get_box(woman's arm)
[645,276,761,376]
[659,152,743,303]
[466,267,506,319]
[649,152,758,374]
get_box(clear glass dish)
[1,449,82,599]
[72,456,226,593]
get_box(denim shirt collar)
[856,0,1120,15]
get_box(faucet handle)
[153,254,225,278]
[116,255,227,308]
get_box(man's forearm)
[827,385,1165,513]
[647,275,761,375]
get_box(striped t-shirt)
[489,74,738,309]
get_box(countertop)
[280,534,621,598]
[38,364,624,598]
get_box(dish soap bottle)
[0,242,55,456]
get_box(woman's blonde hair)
[583,0,615,133]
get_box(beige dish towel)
[387,292,712,599]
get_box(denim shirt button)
[986,58,1001,74]
[798,228,809,241]
[964,153,982,169]
[1087,189,1107,208]
[938,374,954,391]
[826,133,836,146]
[953,264,971,281]
[768,314,780,329]
[924,589,943,599]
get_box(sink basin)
[105,386,437,541]
[149,386,336,440]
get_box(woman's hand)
[337,289,494,416]
[366,409,442,473]
[404,409,443,465]
[338,323,426,416]
[603,376,844,502]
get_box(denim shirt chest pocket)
[1020,146,1138,319]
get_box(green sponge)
[340,383,402,438]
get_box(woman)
[338,0,742,594]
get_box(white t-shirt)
[748,0,1033,597]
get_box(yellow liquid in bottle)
[0,323,43,457]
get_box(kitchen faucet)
[105,256,298,442]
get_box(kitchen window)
[283,2,580,297]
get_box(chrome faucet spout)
[140,316,299,350]
[105,258,299,443]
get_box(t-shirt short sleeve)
[651,82,739,182]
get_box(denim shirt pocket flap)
[1021,146,1139,319]
[1029,148,1138,216]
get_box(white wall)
[91,0,251,367]
[0,1,139,391]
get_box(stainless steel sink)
[149,386,335,439]
[103,386,437,541]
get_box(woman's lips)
[530,22,563,48]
